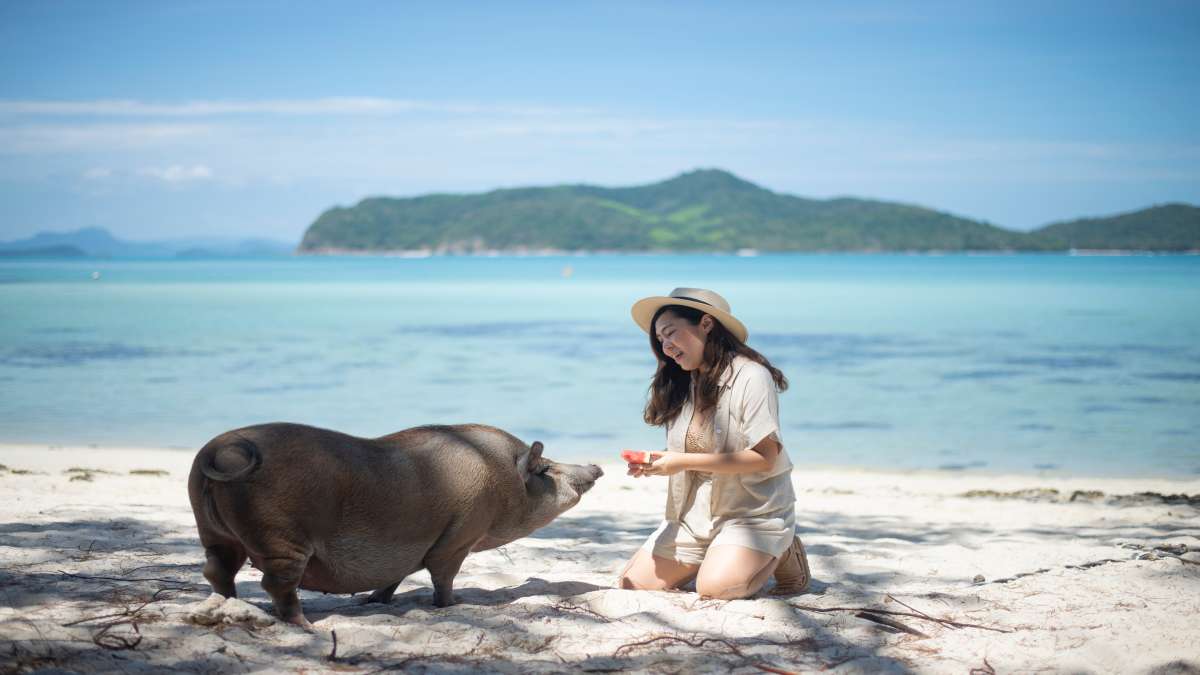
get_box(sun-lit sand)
[2,443,1198,673]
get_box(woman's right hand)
[623,450,664,477]
[639,451,686,477]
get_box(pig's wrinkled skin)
[187,423,603,629]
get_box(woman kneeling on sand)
[618,288,810,600]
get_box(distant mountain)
[0,227,168,257]
[298,169,1199,253]
[1031,204,1200,251]
[299,169,1039,253]
[0,244,87,258]
[171,238,296,258]
[0,227,294,258]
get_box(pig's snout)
[564,463,603,494]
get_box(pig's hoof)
[365,582,400,604]
[364,591,392,605]
[284,615,315,632]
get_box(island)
[297,169,1199,254]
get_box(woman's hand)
[633,451,687,477]
[624,449,650,477]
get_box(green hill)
[1030,204,1200,251]
[297,169,1197,253]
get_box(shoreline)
[282,248,1200,257]
[2,441,1198,485]
[5,249,1200,261]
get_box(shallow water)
[1,254,1197,477]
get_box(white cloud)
[138,164,213,183]
[0,123,212,153]
[0,98,592,118]
[82,166,113,180]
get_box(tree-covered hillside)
[1031,204,1200,251]
[297,169,1198,253]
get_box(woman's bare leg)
[694,545,778,600]
[617,548,700,591]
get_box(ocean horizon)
[2,253,1197,478]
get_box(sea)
[1,253,1198,477]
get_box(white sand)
[2,443,1198,673]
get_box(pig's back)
[376,424,529,490]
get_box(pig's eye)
[536,464,552,476]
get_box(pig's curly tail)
[198,433,262,482]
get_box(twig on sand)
[57,570,197,586]
[551,600,623,624]
[792,603,1012,634]
[62,588,179,627]
[69,540,99,562]
[885,594,952,630]
[328,629,338,661]
[56,570,200,597]
[91,621,142,650]
[855,611,930,638]
[61,587,177,654]
[612,633,809,674]
[969,656,997,675]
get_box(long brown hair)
[643,305,787,427]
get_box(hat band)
[671,295,715,308]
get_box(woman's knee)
[695,574,757,600]
[695,545,777,599]
[618,560,676,591]
[616,549,696,591]
[616,549,654,590]
[619,566,676,588]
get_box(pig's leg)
[366,581,402,604]
[424,543,473,608]
[260,554,313,629]
[202,543,247,598]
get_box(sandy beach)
[1,443,1198,674]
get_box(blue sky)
[1,0,1197,242]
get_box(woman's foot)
[770,535,811,595]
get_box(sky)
[1,0,1197,242]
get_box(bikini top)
[685,411,713,454]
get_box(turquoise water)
[1,254,1198,477]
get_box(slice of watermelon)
[621,450,653,464]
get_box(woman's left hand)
[640,451,688,477]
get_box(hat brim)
[631,296,749,343]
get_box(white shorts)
[641,511,795,567]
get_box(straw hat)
[631,287,749,343]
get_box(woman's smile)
[654,312,710,371]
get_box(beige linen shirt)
[663,354,795,522]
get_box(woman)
[617,287,810,600]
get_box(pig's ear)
[516,440,545,478]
